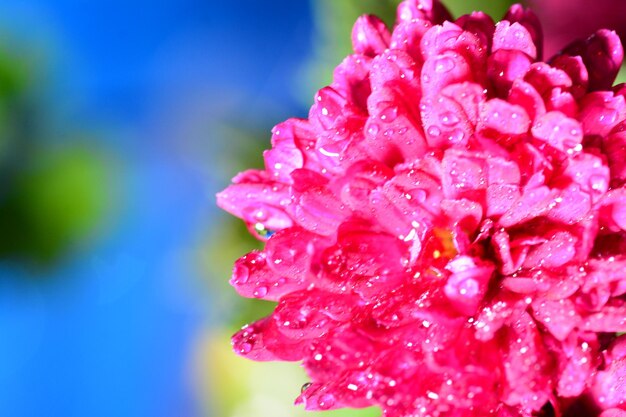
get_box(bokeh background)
[0,1,625,416]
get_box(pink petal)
[420,93,472,147]
[216,169,293,231]
[530,111,583,154]
[273,289,351,339]
[579,91,626,137]
[554,333,598,397]
[332,54,372,111]
[508,79,546,122]
[504,4,544,61]
[493,21,537,60]
[592,350,626,409]
[232,317,306,361]
[352,15,391,57]
[500,312,552,411]
[338,160,393,212]
[231,251,278,300]
[531,299,580,341]
[421,22,487,77]
[604,124,626,185]
[561,152,610,203]
[559,29,624,91]
[498,185,552,227]
[550,54,589,99]
[444,255,494,315]
[487,184,521,217]
[478,99,531,142]
[524,62,572,96]
[523,230,578,269]
[455,11,495,52]
[390,18,432,64]
[441,150,488,200]
[441,82,487,126]
[265,121,305,182]
[545,184,592,225]
[488,49,533,97]
[421,51,474,98]
[397,0,453,25]
[441,198,483,234]
[600,409,626,417]
[582,303,626,333]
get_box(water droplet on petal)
[368,123,380,136]
[589,174,608,193]
[254,222,275,238]
[434,56,455,73]
[380,106,398,122]
[318,393,336,409]
[440,112,460,127]
[447,129,465,144]
[253,286,268,298]
[410,188,428,202]
[427,126,441,137]
[301,382,312,393]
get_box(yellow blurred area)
[194,330,382,417]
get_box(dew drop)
[253,286,268,298]
[380,106,399,122]
[434,56,455,73]
[301,382,312,393]
[440,112,460,127]
[368,123,380,136]
[589,175,608,193]
[447,129,465,144]
[254,222,275,238]
[427,126,441,137]
[410,188,428,202]
[239,342,252,354]
[318,393,336,409]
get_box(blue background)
[0,1,312,416]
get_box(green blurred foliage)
[443,0,518,21]
[202,120,276,325]
[0,144,111,265]
[301,0,399,102]
[0,51,34,178]
[0,49,112,268]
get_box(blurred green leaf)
[301,0,400,102]
[0,51,36,178]
[0,144,111,266]
[616,64,626,85]
[442,0,518,20]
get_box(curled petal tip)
[559,28,624,91]
[352,15,390,57]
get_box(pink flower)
[217,1,626,416]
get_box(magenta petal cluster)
[217,1,626,416]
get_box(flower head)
[217,1,626,416]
